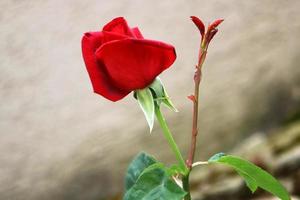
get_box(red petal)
[82,32,130,101]
[190,16,205,38]
[131,27,144,39]
[101,31,129,43]
[102,17,134,37]
[95,39,176,91]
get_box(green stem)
[182,174,192,200]
[155,107,188,174]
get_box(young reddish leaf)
[190,16,205,38]
[208,19,224,31]
[206,19,224,42]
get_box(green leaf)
[208,154,290,200]
[124,165,186,200]
[136,88,155,132]
[149,78,178,112]
[125,152,157,191]
[208,152,226,162]
[237,170,258,193]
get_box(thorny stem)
[183,43,208,200]
[187,44,208,169]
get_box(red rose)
[82,17,176,102]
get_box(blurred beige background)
[1,0,300,199]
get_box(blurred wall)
[1,0,300,199]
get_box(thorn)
[193,128,198,136]
[187,95,196,102]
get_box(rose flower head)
[82,17,176,102]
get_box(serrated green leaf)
[124,165,186,200]
[139,162,166,175]
[208,154,290,200]
[149,78,178,112]
[136,88,155,132]
[125,152,157,191]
